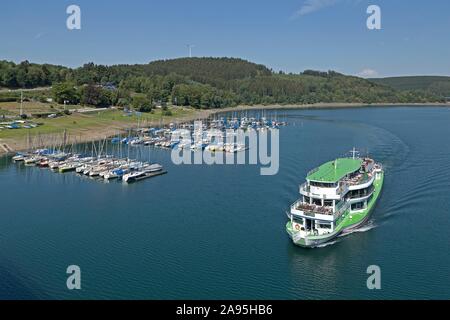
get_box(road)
[0,87,51,93]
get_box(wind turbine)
[186,44,195,58]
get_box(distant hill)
[105,57,272,90]
[144,57,271,81]
[0,58,446,109]
[369,76,450,97]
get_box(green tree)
[132,94,152,112]
[52,82,79,104]
[80,84,112,107]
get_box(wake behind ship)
[286,150,384,248]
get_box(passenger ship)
[286,149,384,247]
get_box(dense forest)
[369,76,450,97]
[0,58,445,110]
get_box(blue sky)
[1,0,449,77]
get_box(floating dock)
[126,170,168,183]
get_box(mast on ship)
[350,147,358,159]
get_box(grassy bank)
[0,104,209,154]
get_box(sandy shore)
[1,102,449,156]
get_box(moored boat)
[123,164,164,183]
[37,158,50,167]
[24,156,40,165]
[12,153,26,162]
[59,162,81,173]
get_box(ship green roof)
[307,158,362,183]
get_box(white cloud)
[358,68,379,78]
[34,32,46,40]
[294,0,339,17]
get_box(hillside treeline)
[0,58,444,109]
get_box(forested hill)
[141,58,272,81]
[0,58,446,109]
[369,76,450,97]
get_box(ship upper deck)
[306,158,363,183]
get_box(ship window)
[318,223,331,229]
[324,200,333,207]
[351,202,364,210]
[310,181,337,188]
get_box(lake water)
[1,106,449,299]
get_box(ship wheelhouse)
[289,156,381,237]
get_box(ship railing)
[302,204,333,215]
[293,228,330,239]
[335,200,346,211]
[334,200,350,219]
[342,172,374,186]
[293,231,304,242]
[374,163,383,171]
[299,182,310,194]
[290,199,302,211]
[307,167,319,176]
[337,182,349,195]
[292,200,334,216]
[302,183,344,199]
[348,186,375,200]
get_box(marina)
[13,150,166,184]
[111,115,286,153]
[12,145,166,184]
[8,115,286,184]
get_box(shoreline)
[1,102,449,156]
[215,102,450,113]
[0,108,214,156]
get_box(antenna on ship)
[351,147,358,159]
